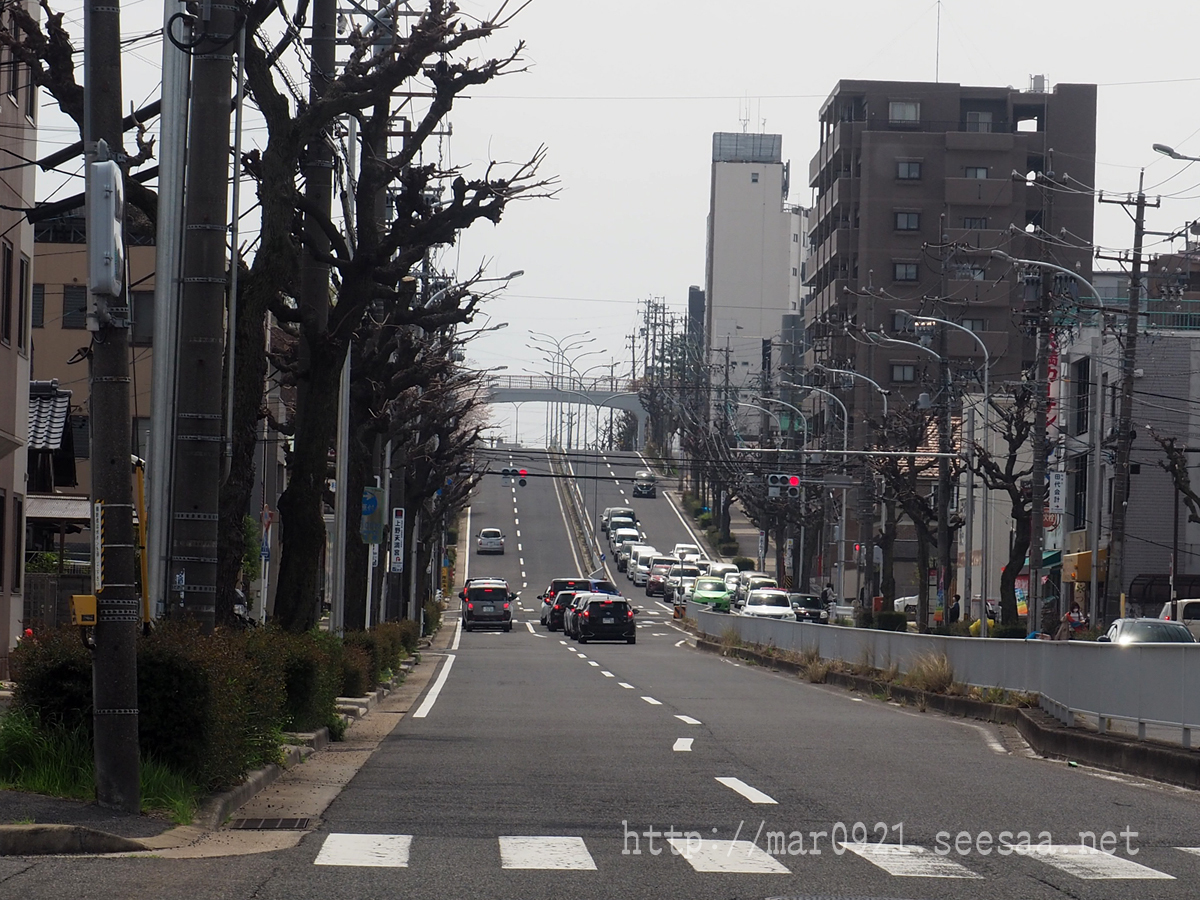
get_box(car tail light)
[554,604,561,610]
[504,602,510,609]
[467,602,474,609]
[627,609,634,618]
[603,599,612,604]
[582,611,590,618]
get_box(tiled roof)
[28,380,72,451]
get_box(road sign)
[390,508,406,573]
[1047,471,1066,514]
[361,486,384,543]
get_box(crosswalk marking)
[314,833,412,867]
[498,836,596,870]
[714,776,777,804]
[675,715,701,725]
[667,838,790,874]
[1014,844,1175,880]
[840,842,982,878]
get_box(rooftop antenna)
[739,96,750,133]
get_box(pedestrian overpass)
[483,375,649,448]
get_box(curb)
[695,636,1200,789]
[0,824,150,856]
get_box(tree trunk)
[273,337,345,631]
[1002,508,1032,625]
[915,526,932,633]
[879,498,898,604]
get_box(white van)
[630,546,659,585]
[1160,598,1200,640]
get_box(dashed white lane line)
[673,738,693,752]
[714,776,777,804]
[601,671,614,677]
[619,683,635,689]
[525,622,535,633]
[652,632,668,636]
[315,833,412,867]
[669,839,790,874]
[675,715,702,725]
[517,543,523,552]
[588,661,600,667]
[559,640,568,645]
[642,696,662,706]
[577,654,588,659]
[1014,844,1174,880]
[498,836,596,871]
[840,842,981,878]
[514,518,519,525]
[519,558,525,566]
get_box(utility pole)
[84,0,139,813]
[1098,172,1158,621]
[935,321,952,630]
[169,4,237,631]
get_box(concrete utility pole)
[84,0,139,813]
[1099,172,1158,621]
[169,3,237,631]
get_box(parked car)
[1099,618,1198,644]
[573,592,638,644]
[691,576,732,612]
[542,591,577,631]
[476,527,505,554]
[740,588,796,620]
[1159,598,1200,640]
[539,577,620,623]
[462,579,514,631]
[790,592,829,624]
[630,547,659,584]
[645,558,682,597]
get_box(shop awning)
[26,494,91,521]
[1063,548,1107,582]
[1023,550,1062,569]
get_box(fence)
[691,604,1200,746]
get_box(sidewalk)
[0,620,457,857]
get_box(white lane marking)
[675,715,702,725]
[601,671,614,677]
[515,530,521,538]
[514,518,519,526]
[652,632,668,636]
[955,720,1008,755]
[642,696,662,705]
[519,558,525,566]
[619,682,635,689]
[675,639,687,647]
[522,582,527,588]
[588,661,600,667]
[532,633,548,639]
[851,697,864,702]
[673,738,694,752]
[517,543,523,552]
[577,654,587,659]
[714,776,777,804]
[525,622,535,633]
[559,640,567,645]
[1015,844,1174,879]
[645,610,662,616]
[668,838,790,874]
[451,617,462,650]
[315,833,412,867]
[412,655,456,718]
[840,842,982,878]
[498,836,597,870]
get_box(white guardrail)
[688,603,1200,748]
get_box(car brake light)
[467,602,474,609]
[554,604,561,610]
[603,599,612,604]
[582,611,589,618]
[504,602,510,609]
[627,610,634,618]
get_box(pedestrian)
[948,594,961,625]
[821,581,835,615]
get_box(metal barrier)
[694,610,1200,747]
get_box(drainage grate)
[227,817,312,830]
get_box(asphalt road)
[7,447,1200,899]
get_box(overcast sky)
[38,1,1200,442]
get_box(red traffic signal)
[518,468,528,486]
[788,475,800,486]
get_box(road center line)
[714,776,777,804]
[673,738,693,752]
[525,622,535,633]
[601,671,614,677]
[619,682,635,689]
[641,696,662,705]
[675,715,702,725]
[588,661,599,667]
[412,655,456,719]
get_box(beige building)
[0,7,39,677]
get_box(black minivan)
[574,593,637,644]
[461,579,515,631]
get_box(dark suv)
[539,577,620,627]
[462,579,514,631]
[542,591,577,631]
[574,593,637,644]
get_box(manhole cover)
[227,817,312,830]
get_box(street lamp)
[811,363,890,417]
[1153,143,1200,163]
[736,401,785,448]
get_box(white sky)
[35,1,1200,442]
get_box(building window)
[964,166,989,179]
[793,233,799,242]
[962,216,988,230]
[791,267,798,276]
[62,284,88,329]
[1073,357,1090,436]
[892,312,915,333]
[888,100,920,124]
[961,318,986,333]
[965,110,993,133]
[1070,454,1089,532]
[17,255,28,351]
[5,16,16,104]
[891,364,916,383]
[895,211,920,231]
[950,263,987,281]
[71,415,90,459]
[0,240,10,344]
[897,160,922,180]
[893,262,919,282]
[131,290,154,345]
[751,172,759,183]
[25,62,35,119]
[30,283,43,327]
[10,494,21,593]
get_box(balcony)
[816,176,853,224]
[809,121,856,186]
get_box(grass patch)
[141,757,200,824]
[905,652,955,693]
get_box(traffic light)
[766,473,801,499]
[88,158,125,297]
[518,469,528,486]
[786,475,801,500]
[500,467,515,485]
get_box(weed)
[799,646,822,668]
[917,694,928,712]
[720,626,743,653]
[880,662,900,683]
[905,652,955,693]
[805,659,831,683]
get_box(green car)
[691,576,732,612]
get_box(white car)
[630,547,658,584]
[741,589,796,620]
[894,595,918,615]
[476,528,505,554]
[609,527,640,554]
[672,542,701,560]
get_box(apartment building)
[0,3,39,677]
